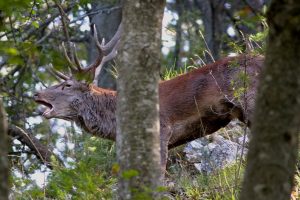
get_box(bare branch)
[8,125,63,169]
[69,6,122,25]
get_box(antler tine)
[93,39,120,84]
[101,39,120,66]
[86,23,121,82]
[51,68,70,80]
[101,23,122,54]
[71,43,84,71]
[48,64,70,80]
[92,23,122,60]
[83,24,105,73]
[62,42,78,72]
[101,38,105,46]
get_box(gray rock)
[184,125,249,174]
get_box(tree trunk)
[174,0,183,69]
[116,0,165,199]
[240,1,300,200]
[0,99,8,200]
[195,0,225,62]
[88,0,122,89]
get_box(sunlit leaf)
[32,21,39,28]
[6,47,19,56]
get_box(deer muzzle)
[33,92,55,118]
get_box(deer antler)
[53,23,122,83]
[50,67,69,80]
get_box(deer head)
[34,24,121,120]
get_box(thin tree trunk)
[240,1,300,199]
[195,0,225,62]
[0,99,8,200]
[174,0,183,69]
[116,0,165,199]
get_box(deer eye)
[61,83,72,90]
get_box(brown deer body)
[161,55,263,148]
[34,25,264,170]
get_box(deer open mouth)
[35,100,54,118]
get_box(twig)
[69,6,122,24]
[8,125,64,169]
[55,0,73,63]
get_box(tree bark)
[88,0,122,89]
[174,0,183,69]
[0,99,8,200]
[116,0,165,199]
[195,0,225,62]
[240,1,300,199]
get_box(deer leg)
[160,140,168,178]
[160,124,172,179]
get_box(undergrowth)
[14,136,116,200]
[168,158,245,200]
[166,123,247,200]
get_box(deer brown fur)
[34,52,264,170]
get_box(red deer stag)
[34,24,264,170]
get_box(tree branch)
[8,125,63,169]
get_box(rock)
[184,123,249,174]
[237,135,249,146]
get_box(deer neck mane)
[75,85,117,141]
[89,84,116,94]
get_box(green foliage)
[45,137,116,199]
[47,163,115,199]
[12,184,45,200]
[230,71,250,100]
[0,0,32,16]
[249,27,268,54]
[170,162,245,200]
[162,62,197,81]
[13,136,116,200]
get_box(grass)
[171,162,245,199]
[162,61,198,81]
[166,140,246,200]
[164,120,250,200]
